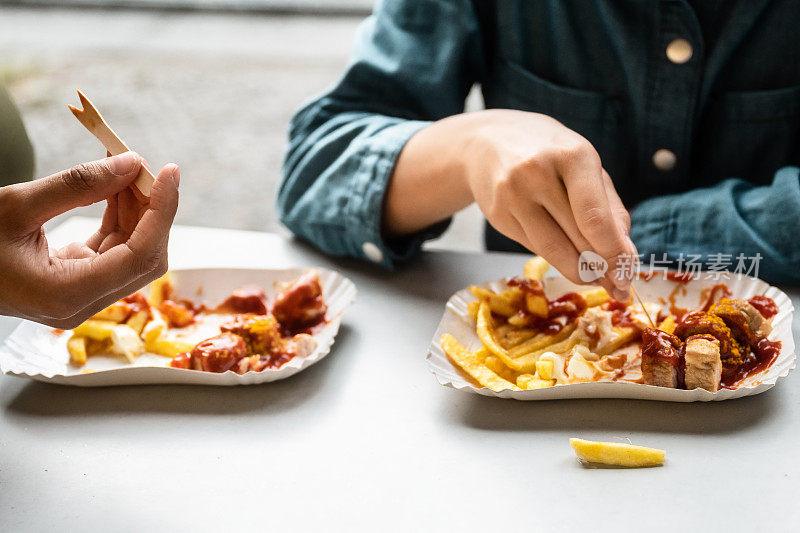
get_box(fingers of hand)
[125,164,179,258]
[86,196,120,251]
[555,140,632,295]
[37,164,178,321]
[515,208,584,283]
[603,169,632,236]
[53,242,97,260]
[85,164,179,293]
[21,152,142,229]
[43,270,158,330]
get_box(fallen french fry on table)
[570,438,665,467]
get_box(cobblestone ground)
[0,6,483,251]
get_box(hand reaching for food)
[385,109,636,300]
[0,152,180,328]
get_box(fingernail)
[108,151,139,176]
[170,164,180,186]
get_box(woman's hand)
[385,109,635,299]
[0,152,180,328]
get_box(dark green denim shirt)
[280,0,800,282]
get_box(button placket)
[644,2,704,187]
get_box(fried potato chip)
[594,326,639,356]
[658,314,677,335]
[91,302,130,323]
[535,359,555,380]
[476,301,513,360]
[525,293,548,318]
[85,338,111,357]
[579,287,611,307]
[517,373,555,389]
[507,324,576,357]
[148,272,173,307]
[67,336,87,365]
[72,319,118,341]
[441,334,520,392]
[495,326,537,349]
[570,438,665,467]
[484,355,518,383]
[147,338,196,358]
[508,329,588,372]
[524,256,550,281]
[467,301,480,321]
[125,310,150,335]
[469,286,523,317]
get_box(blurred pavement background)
[0,4,484,252]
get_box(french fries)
[535,359,554,380]
[67,336,87,365]
[580,287,611,307]
[441,334,519,392]
[570,438,665,467]
[443,257,658,391]
[125,310,150,335]
[525,293,548,318]
[72,319,117,341]
[148,272,173,306]
[469,286,523,317]
[147,338,196,358]
[92,302,131,323]
[65,274,189,367]
[523,256,549,281]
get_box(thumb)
[21,152,142,229]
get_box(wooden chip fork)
[68,90,155,198]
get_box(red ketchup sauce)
[603,299,636,328]
[637,270,695,283]
[667,271,694,283]
[641,328,685,387]
[720,336,781,389]
[215,287,269,315]
[271,273,328,334]
[748,295,779,319]
[122,292,152,317]
[696,283,733,313]
[261,352,294,370]
[170,333,247,373]
[507,277,586,334]
[507,276,545,297]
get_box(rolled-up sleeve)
[630,167,800,283]
[279,0,481,268]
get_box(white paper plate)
[426,274,795,402]
[0,268,356,386]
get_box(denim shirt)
[280,0,800,283]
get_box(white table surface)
[1,217,798,532]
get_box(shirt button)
[652,149,677,171]
[362,242,384,263]
[666,38,693,64]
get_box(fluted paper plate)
[0,268,356,386]
[426,274,795,402]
